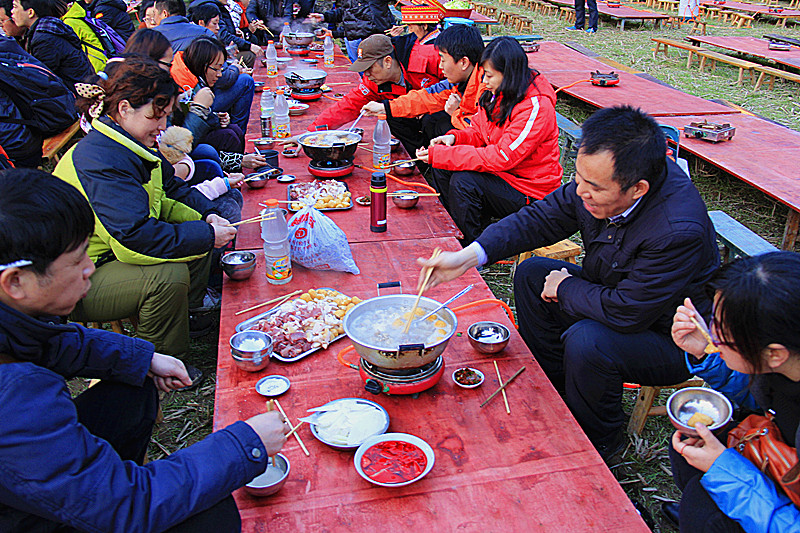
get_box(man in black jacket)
[308,0,394,62]
[189,0,260,67]
[89,0,135,41]
[11,0,93,91]
[417,106,720,460]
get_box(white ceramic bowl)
[452,367,484,389]
[354,433,434,487]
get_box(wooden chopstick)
[380,157,421,169]
[265,400,277,465]
[285,420,304,439]
[234,289,302,316]
[403,247,442,334]
[387,192,440,197]
[494,360,511,415]
[275,399,310,456]
[358,145,375,153]
[480,366,526,408]
[689,315,718,354]
[227,216,275,227]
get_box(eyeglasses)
[143,16,156,23]
[708,316,735,348]
[208,64,223,73]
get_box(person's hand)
[236,28,245,38]
[245,411,290,457]
[227,172,244,188]
[361,101,384,116]
[250,43,262,55]
[415,147,429,163]
[250,19,266,31]
[148,352,192,392]
[672,297,712,359]
[207,214,237,247]
[216,112,231,128]
[386,24,405,36]
[672,424,726,473]
[307,13,324,23]
[541,268,571,303]
[416,248,480,292]
[429,134,455,147]
[193,87,215,108]
[444,93,461,116]
[242,153,267,169]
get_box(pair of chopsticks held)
[266,399,309,458]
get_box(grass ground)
[75,7,799,532]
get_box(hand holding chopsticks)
[380,158,422,169]
[275,399,310,456]
[403,247,442,334]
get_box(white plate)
[452,367,484,389]
[354,433,435,487]
[255,375,291,397]
[309,398,390,450]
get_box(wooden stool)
[560,6,576,22]
[731,12,754,27]
[689,17,707,34]
[627,378,705,437]
[518,17,534,31]
[512,239,583,279]
[704,6,721,18]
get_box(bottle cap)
[378,113,387,120]
[268,40,274,44]
[371,172,386,185]
[276,89,284,94]
[264,198,279,208]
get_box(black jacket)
[188,0,251,51]
[322,0,394,40]
[477,158,720,335]
[21,17,94,92]
[0,37,43,162]
[244,0,286,32]
[91,0,135,41]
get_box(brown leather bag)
[727,412,800,507]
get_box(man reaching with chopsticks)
[415,106,720,461]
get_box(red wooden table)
[215,237,649,532]
[547,0,670,29]
[686,35,800,70]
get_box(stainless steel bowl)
[390,137,401,152]
[221,251,256,280]
[667,387,733,436]
[393,161,416,176]
[391,190,419,209]
[284,69,327,89]
[253,138,275,151]
[244,453,290,496]
[230,330,272,372]
[284,32,314,46]
[342,294,457,369]
[254,81,265,92]
[245,176,269,189]
[467,321,510,354]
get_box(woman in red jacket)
[417,37,562,244]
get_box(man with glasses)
[417,106,720,461]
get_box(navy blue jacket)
[477,158,720,335]
[0,301,268,532]
[188,0,252,51]
[153,15,215,52]
[21,16,94,92]
[91,0,136,41]
[0,36,43,162]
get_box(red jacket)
[428,73,562,199]
[404,31,442,90]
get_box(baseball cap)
[348,35,395,72]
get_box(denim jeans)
[212,72,255,131]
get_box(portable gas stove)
[308,159,354,178]
[683,120,736,142]
[360,356,445,395]
[291,88,323,101]
[768,41,791,51]
[590,71,620,87]
[286,45,310,56]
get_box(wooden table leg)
[781,209,800,250]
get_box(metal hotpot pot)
[284,69,327,90]
[342,294,458,369]
[284,32,314,46]
[297,130,361,161]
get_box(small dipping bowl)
[277,174,297,183]
[667,387,733,437]
[253,138,275,151]
[245,174,269,189]
[467,321,511,354]
[288,103,309,116]
[391,190,419,209]
[230,330,273,372]
[351,127,365,138]
[282,144,301,158]
[221,251,256,280]
[277,57,292,67]
[389,137,401,152]
[393,161,416,176]
[453,367,485,389]
[244,453,290,497]
[254,81,265,92]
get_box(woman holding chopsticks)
[415,37,562,245]
[667,251,800,532]
[53,56,236,389]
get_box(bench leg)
[755,71,766,90]
[698,56,707,72]
[627,386,660,436]
[782,210,800,251]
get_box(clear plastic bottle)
[279,22,290,48]
[272,89,291,139]
[372,113,391,169]
[261,198,293,284]
[323,35,334,66]
[265,40,278,78]
[259,90,274,138]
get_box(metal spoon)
[348,110,366,132]
[417,284,474,322]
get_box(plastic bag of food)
[288,202,360,274]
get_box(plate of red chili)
[354,433,435,487]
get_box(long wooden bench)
[753,64,800,90]
[695,49,759,85]
[555,111,582,166]
[651,37,705,67]
[41,121,81,164]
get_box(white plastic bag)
[287,203,360,274]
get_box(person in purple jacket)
[0,168,289,533]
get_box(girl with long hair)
[417,36,562,245]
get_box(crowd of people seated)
[1,2,799,531]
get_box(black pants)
[10,379,241,533]
[387,111,452,166]
[668,434,744,532]
[574,0,598,30]
[431,170,529,245]
[514,257,691,458]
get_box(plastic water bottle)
[373,114,391,169]
[280,22,290,48]
[260,90,274,138]
[272,89,291,139]
[261,199,293,284]
[323,35,334,66]
[225,41,238,61]
[266,40,278,78]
